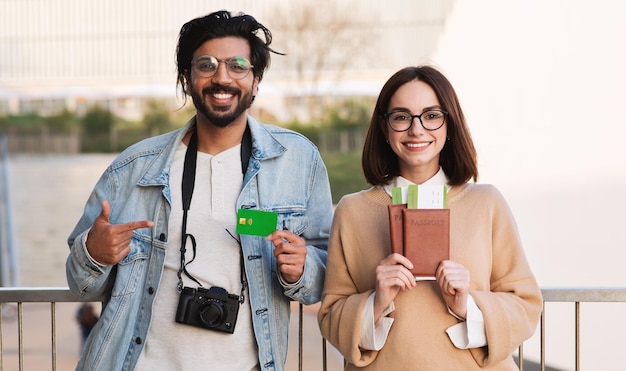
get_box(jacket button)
[148,287,154,295]
[135,337,142,344]
[159,233,166,241]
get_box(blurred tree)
[0,114,45,134]
[47,109,79,133]
[143,99,174,136]
[81,105,113,133]
[270,0,375,121]
[81,105,115,152]
[321,98,372,128]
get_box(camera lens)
[199,300,227,327]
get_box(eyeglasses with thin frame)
[384,109,448,132]
[191,55,254,80]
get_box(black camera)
[175,286,240,334]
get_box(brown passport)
[388,204,450,278]
[387,204,406,255]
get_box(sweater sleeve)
[467,186,543,366]
[317,195,384,367]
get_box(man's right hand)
[86,200,154,265]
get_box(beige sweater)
[318,184,542,370]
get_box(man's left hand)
[267,230,307,284]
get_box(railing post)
[575,302,580,371]
[298,303,303,371]
[322,338,328,371]
[51,302,57,371]
[540,302,546,371]
[17,302,23,371]
[1,303,3,371]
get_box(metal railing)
[0,288,90,371]
[2,287,626,371]
[539,287,626,371]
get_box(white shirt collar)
[382,167,450,197]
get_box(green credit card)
[236,209,278,236]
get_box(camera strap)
[176,123,251,305]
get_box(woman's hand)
[373,253,416,321]
[436,260,470,320]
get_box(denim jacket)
[66,116,333,371]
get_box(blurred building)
[0,0,455,122]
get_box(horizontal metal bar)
[3,287,626,303]
[0,287,92,302]
[541,287,626,302]
[1,286,626,371]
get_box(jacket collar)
[246,115,286,160]
[138,115,285,187]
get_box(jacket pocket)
[276,210,306,236]
[111,233,149,297]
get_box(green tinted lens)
[193,56,252,79]
[228,57,251,72]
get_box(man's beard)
[191,85,253,128]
